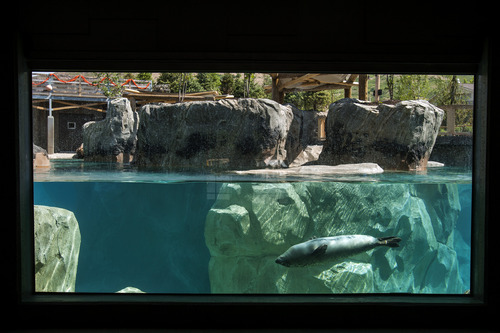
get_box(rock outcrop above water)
[81,97,444,171]
[83,98,138,163]
[318,99,444,171]
[205,182,466,293]
[33,144,50,168]
[134,99,295,170]
[34,205,81,292]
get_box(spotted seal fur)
[275,235,401,267]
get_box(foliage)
[394,75,430,100]
[220,73,236,95]
[157,73,202,94]
[93,73,124,98]
[89,72,474,134]
[136,72,153,81]
[429,75,471,105]
[196,73,221,92]
[386,74,395,100]
[220,73,267,98]
[284,90,343,111]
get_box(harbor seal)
[275,235,401,267]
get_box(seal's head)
[275,256,290,267]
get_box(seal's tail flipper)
[378,236,402,247]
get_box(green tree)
[284,89,340,111]
[196,73,221,92]
[430,75,471,106]
[304,91,330,110]
[136,72,153,81]
[283,92,304,108]
[386,74,395,100]
[233,73,267,98]
[93,72,124,98]
[157,73,178,86]
[156,73,202,93]
[220,73,236,95]
[232,74,245,97]
[395,75,430,100]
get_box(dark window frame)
[12,35,493,330]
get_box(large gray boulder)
[34,205,81,292]
[318,99,444,170]
[205,182,466,294]
[134,98,295,170]
[83,98,138,162]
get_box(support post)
[446,106,456,135]
[358,74,369,101]
[344,87,352,98]
[271,74,284,104]
[374,74,380,102]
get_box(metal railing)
[32,74,152,99]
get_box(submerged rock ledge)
[231,163,383,176]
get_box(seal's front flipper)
[378,236,402,247]
[311,244,327,257]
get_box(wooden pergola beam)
[346,74,359,84]
[32,100,107,112]
[269,73,369,103]
[279,73,322,89]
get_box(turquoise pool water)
[33,160,472,294]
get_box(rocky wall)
[205,181,467,294]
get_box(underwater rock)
[205,182,464,294]
[134,98,296,170]
[317,261,375,293]
[318,99,444,171]
[83,98,138,163]
[34,205,81,292]
[116,286,145,293]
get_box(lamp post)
[46,78,54,154]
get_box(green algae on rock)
[34,205,81,292]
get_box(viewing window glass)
[31,72,473,295]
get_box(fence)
[439,104,473,136]
[32,73,152,98]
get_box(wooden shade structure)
[122,89,234,110]
[268,73,368,103]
